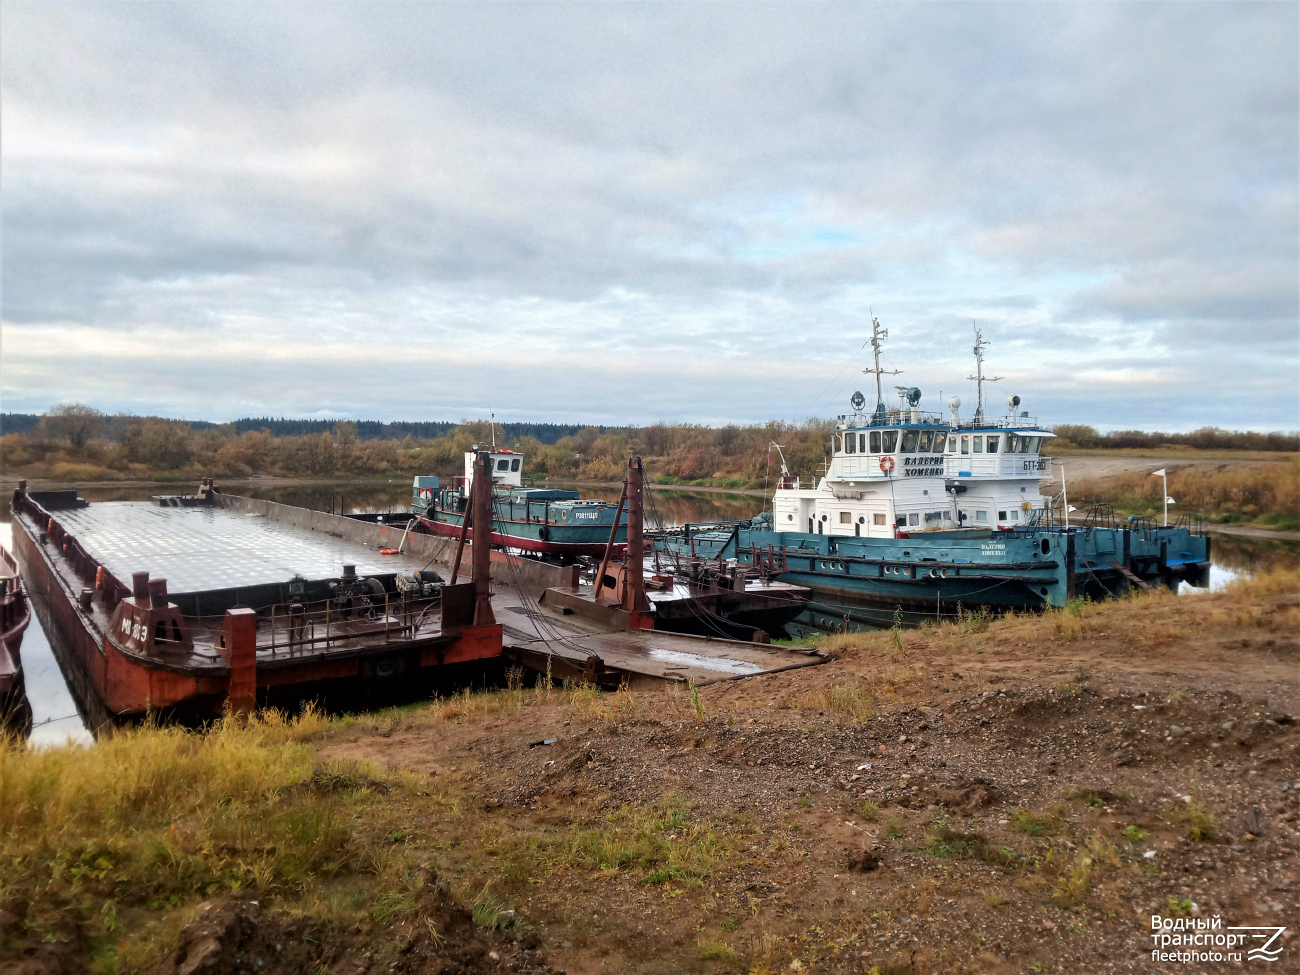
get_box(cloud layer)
[3,2,1296,429]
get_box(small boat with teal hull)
[412,446,627,558]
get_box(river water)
[3,479,1295,746]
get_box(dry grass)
[1070,458,1300,523]
[0,707,438,970]
[1046,835,1121,907]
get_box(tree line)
[3,405,1295,488]
[1052,424,1297,452]
[1,405,830,486]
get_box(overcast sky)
[2,2,1296,431]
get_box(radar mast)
[967,323,1002,421]
[862,316,902,414]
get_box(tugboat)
[0,543,33,736]
[652,317,1211,632]
[411,445,627,559]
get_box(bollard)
[219,607,258,716]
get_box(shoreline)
[3,475,1295,540]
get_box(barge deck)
[11,480,502,723]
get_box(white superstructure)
[771,318,1056,537]
[940,328,1056,529]
[772,317,958,538]
[461,446,523,496]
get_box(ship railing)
[837,409,948,427]
[12,490,131,608]
[265,590,442,654]
[1078,503,1118,529]
[953,414,1043,430]
[1171,512,1208,537]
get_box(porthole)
[787,514,794,521]
[1041,539,1050,555]
[1040,587,1049,596]
[858,516,865,524]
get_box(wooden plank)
[1110,560,1154,590]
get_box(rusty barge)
[0,542,33,735]
[10,471,503,725]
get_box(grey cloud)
[1,2,1295,429]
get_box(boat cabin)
[773,394,957,538]
[462,447,523,496]
[942,397,1055,529]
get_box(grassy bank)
[1068,457,1300,530]
[2,568,1296,972]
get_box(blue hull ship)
[652,317,1210,633]
[653,520,1209,632]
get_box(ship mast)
[967,323,1001,421]
[862,316,902,415]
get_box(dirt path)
[310,580,1299,975]
[1051,452,1289,481]
[1207,523,1300,543]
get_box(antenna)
[490,412,496,449]
[862,315,902,410]
[966,322,1001,421]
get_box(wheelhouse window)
[845,433,856,454]
[972,436,983,453]
[511,459,521,472]
[881,430,899,452]
[918,430,934,452]
[1005,433,1019,452]
[948,436,957,452]
[986,436,999,453]
[869,431,881,453]
[496,459,510,471]
[859,433,866,452]
[960,435,970,455]
[1028,436,1042,452]
[900,430,918,452]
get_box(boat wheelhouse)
[936,327,1056,530]
[772,317,956,538]
[772,393,955,537]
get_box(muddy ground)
[303,581,1297,975]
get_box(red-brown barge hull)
[11,484,504,722]
[0,543,32,732]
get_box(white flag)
[1151,468,1166,477]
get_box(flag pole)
[1151,468,1169,526]
[1060,462,1068,529]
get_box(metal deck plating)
[52,502,431,595]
